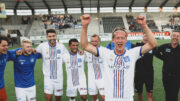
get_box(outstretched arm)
[80,14,97,56]
[136,15,157,54]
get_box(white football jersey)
[97,46,142,99]
[85,50,104,80]
[36,42,68,80]
[63,52,86,87]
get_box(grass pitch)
[4,40,180,101]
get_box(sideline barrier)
[28,32,171,44]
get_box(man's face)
[22,43,33,55]
[0,40,8,54]
[69,42,79,54]
[46,33,57,45]
[171,32,180,45]
[113,31,127,51]
[91,36,100,47]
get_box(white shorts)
[66,85,87,97]
[66,77,87,97]
[15,85,36,101]
[44,77,63,96]
[88,77,104,95]
[105,96,133,101]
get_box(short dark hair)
[46,29,56,35]
[91,34,101,41]
[69,38,79,45]
[112,27,127,39]
[0,36,8,44]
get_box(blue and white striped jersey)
[36,42,68,80]
[97,46,142,99]
[63,52,86,87]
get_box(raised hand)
[136,15,146,26]
[80,14,91,27]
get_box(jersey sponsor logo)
[19,59,25,65]
[45,56,61,60]
[165,48,171,53]
[78,58,82,63]
[109,56,130,70]
[57,49,61,54]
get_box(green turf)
[4,40,180,101]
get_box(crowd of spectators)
[161,14,180,31]
[40,15,78,30]
[126,14,159,32]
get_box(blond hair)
[21,38,32,45]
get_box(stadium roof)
[1,0,180,10]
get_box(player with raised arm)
[85,34,105,101]
[80,14,157,101]
[63,38,87,101]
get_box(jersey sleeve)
[36,44,43,54]
[7,48,21,61]
[97,46,110,59]
[130,46,143,61]
[154,45,165,60]
[61,44,68,55]
[35,53,42,59]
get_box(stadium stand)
[102,16,125,33]
[126,14,159,32]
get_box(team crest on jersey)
[165,48,171,53]
[31,58,34,63]
[149,50,152,54]
[78,58,82,62]
[57,49,61,54]
[123,56,130,62]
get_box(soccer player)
[36,29,68,101]
[85,34,105,101]
[154,31,180,101]
[10,39,41,101]
[62,38,87,101]
[80,14,157,101]
[134,34,154,101]
[0,36,17,101]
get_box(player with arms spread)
[80,14,157,101]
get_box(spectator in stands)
[41,14,76,30]
[154,31,180,101]
[106,27,133,50]
[134,34,155,101]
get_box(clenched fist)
[136,15,146,26]
[81,14,91,27]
